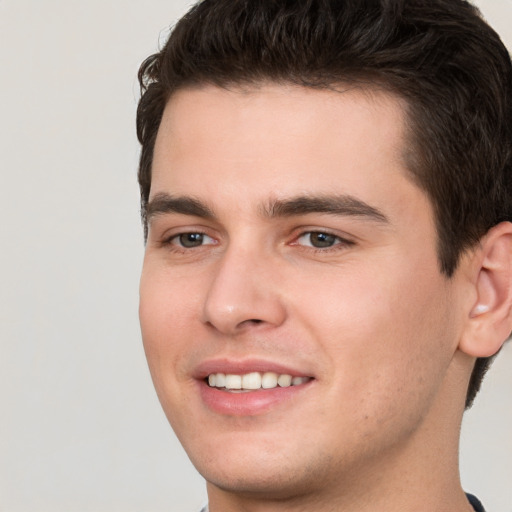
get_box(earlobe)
[459,222,512,358]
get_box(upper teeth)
[207,372,310,390]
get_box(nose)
[202,245,287,335]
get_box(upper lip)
[194,358,313,380]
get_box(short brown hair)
[136,0,512,407]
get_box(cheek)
[299,259,456,425]
[139,268,203,434]
[140,257,201,334]
[139,265,194,386]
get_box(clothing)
[467,493,486,512]
[200,494,485,511]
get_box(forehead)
[151,83,424,221]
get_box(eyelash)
[163,232,216,250]
[293,231,354,252]
[162,229,354,254]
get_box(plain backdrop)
[0,1,511,511]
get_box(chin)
[184,431,337,500]
[200,461,322,500]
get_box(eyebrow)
[146,193,215,222]
[146,192,388,224]
[262,195,388,223]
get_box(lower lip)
[198,381,312,416]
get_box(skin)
[139,84,492,512]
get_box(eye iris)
[179,233,204,247]
[310,232,336,247]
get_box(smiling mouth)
[206,371,312,392]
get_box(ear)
[459,222,512,357]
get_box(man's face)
[140,85,468,499]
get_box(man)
[136,1,512,511]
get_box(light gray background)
[0,1,510,511]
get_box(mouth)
[197,362,315,415]
[206,371,312,392]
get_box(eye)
[296,231,344,248]
[169,232,216,248]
